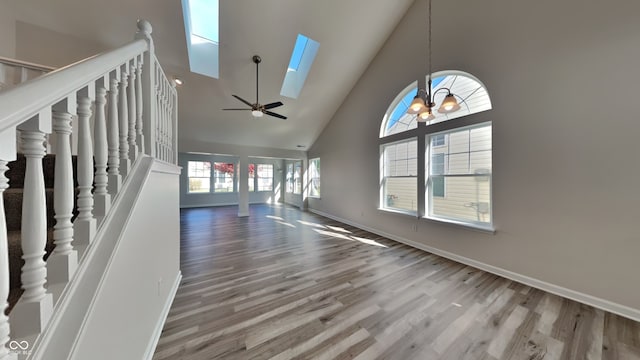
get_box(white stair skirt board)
[27,157,155,360]
[143,272,182,360]
[308,208,640,323]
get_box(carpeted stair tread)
[6,153,77,189]
[4,153,74,312]
[7,229,55,297]
[3,187,55,232]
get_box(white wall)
[70,161,181,360]
[308,0,640,317]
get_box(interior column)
[238,155,249,217]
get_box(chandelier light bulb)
[438,94,461,114]
[407,95,426,114]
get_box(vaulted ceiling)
[9,0,415,151]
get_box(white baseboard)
[309,209,640,322]
[144,271,182,360]
[180,201,272,209]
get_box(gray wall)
[0,3,16,58]
[15,21,106,68]
[308,0,640,316]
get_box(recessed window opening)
[379,70,493,230]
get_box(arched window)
[380,71,492,138]
[379,70,494,230]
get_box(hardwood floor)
[153,204,640,360]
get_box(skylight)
[182,0,219,79]
[280,34,319,99]
[288,35,308,71]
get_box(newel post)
[135,19,156,159]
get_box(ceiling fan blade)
[232,95,253,107]
[263,101,283,110]
[222,108,251,111]
[264,110,287,120]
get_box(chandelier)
[406,0,461,122]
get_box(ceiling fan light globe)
[251,110,264,117]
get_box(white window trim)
[425,122,493,230]
[379,137,418,216]
[379,70,494,232]
[256,163,274,192]
[187,160,212,194]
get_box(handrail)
[0,55,56,72]
[0,39,148,133]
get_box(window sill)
[422,215,495,234]
[377,207,495,234]
[377,207,418,217]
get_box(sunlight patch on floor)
[296,220,326,229]
[313,229,388,248]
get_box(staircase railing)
[0,20,177,359]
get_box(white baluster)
[162,86,168,162]
[118,68,130,177]
[107,78,122,196]
[127,63,138,161]
[0,160,17,360]
[10,130,53,339]
[93,86,111,224]
[171,87,177,164]
[47,111,78,284]
[73,97,96,248]
[154,67,161,159]
[158,88,162,163]
[166,95,173,163]
[135,59,145,155]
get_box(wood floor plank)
[153,204,640,360]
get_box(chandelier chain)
[427,0,432,88]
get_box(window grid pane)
[309,158,321,197]
[382,139,417,213]
[257,164,274,191]
[214,162,234,192]
[286,163,294,193]
[188,161,211,193]
[427,124,492,224]
[248,164,255,192]
[294,162,302,194]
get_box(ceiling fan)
[223,55,287,120]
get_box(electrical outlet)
[158,277,163,296]
[412,223,418,232]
